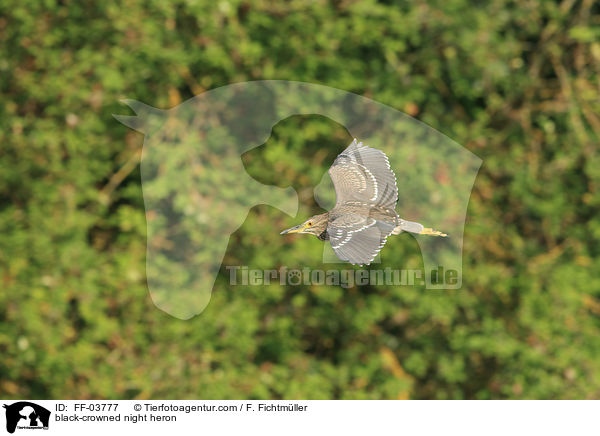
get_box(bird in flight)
[280,139,447,266]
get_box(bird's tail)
[393,219,448,237]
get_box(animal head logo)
[3,402,50,434]
[115,81,481,319]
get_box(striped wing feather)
[328,139,398,209]
[327,214,395,265]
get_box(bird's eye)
[308,221,313,226]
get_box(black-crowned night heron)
[280,139,447,265]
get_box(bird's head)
[280,213,329,237]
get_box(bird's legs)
[393,219,448,237]
[419,227,447,237]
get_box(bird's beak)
[280,223,307,235]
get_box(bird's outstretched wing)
[328,214,395,266]
[328,139,398,209]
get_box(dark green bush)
[1,0,599,399]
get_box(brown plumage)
[281,139,446,265]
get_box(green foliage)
[1,0,599,399]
